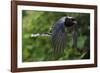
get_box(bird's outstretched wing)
[51,23,67,59]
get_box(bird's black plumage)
[51,16,77,59]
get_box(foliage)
[22,10,90,62]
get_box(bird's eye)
[72,18,75,21]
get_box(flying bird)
[31,16,78,60]
[51,16,78,59]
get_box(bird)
[51,16,78,59]
[31,16,78,60]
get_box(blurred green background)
[22,10,90,62]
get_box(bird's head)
[64,16,77,27]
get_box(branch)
[31,33,52,37]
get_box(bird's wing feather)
[51,23,67,58]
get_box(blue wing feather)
[51,20,67,58]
